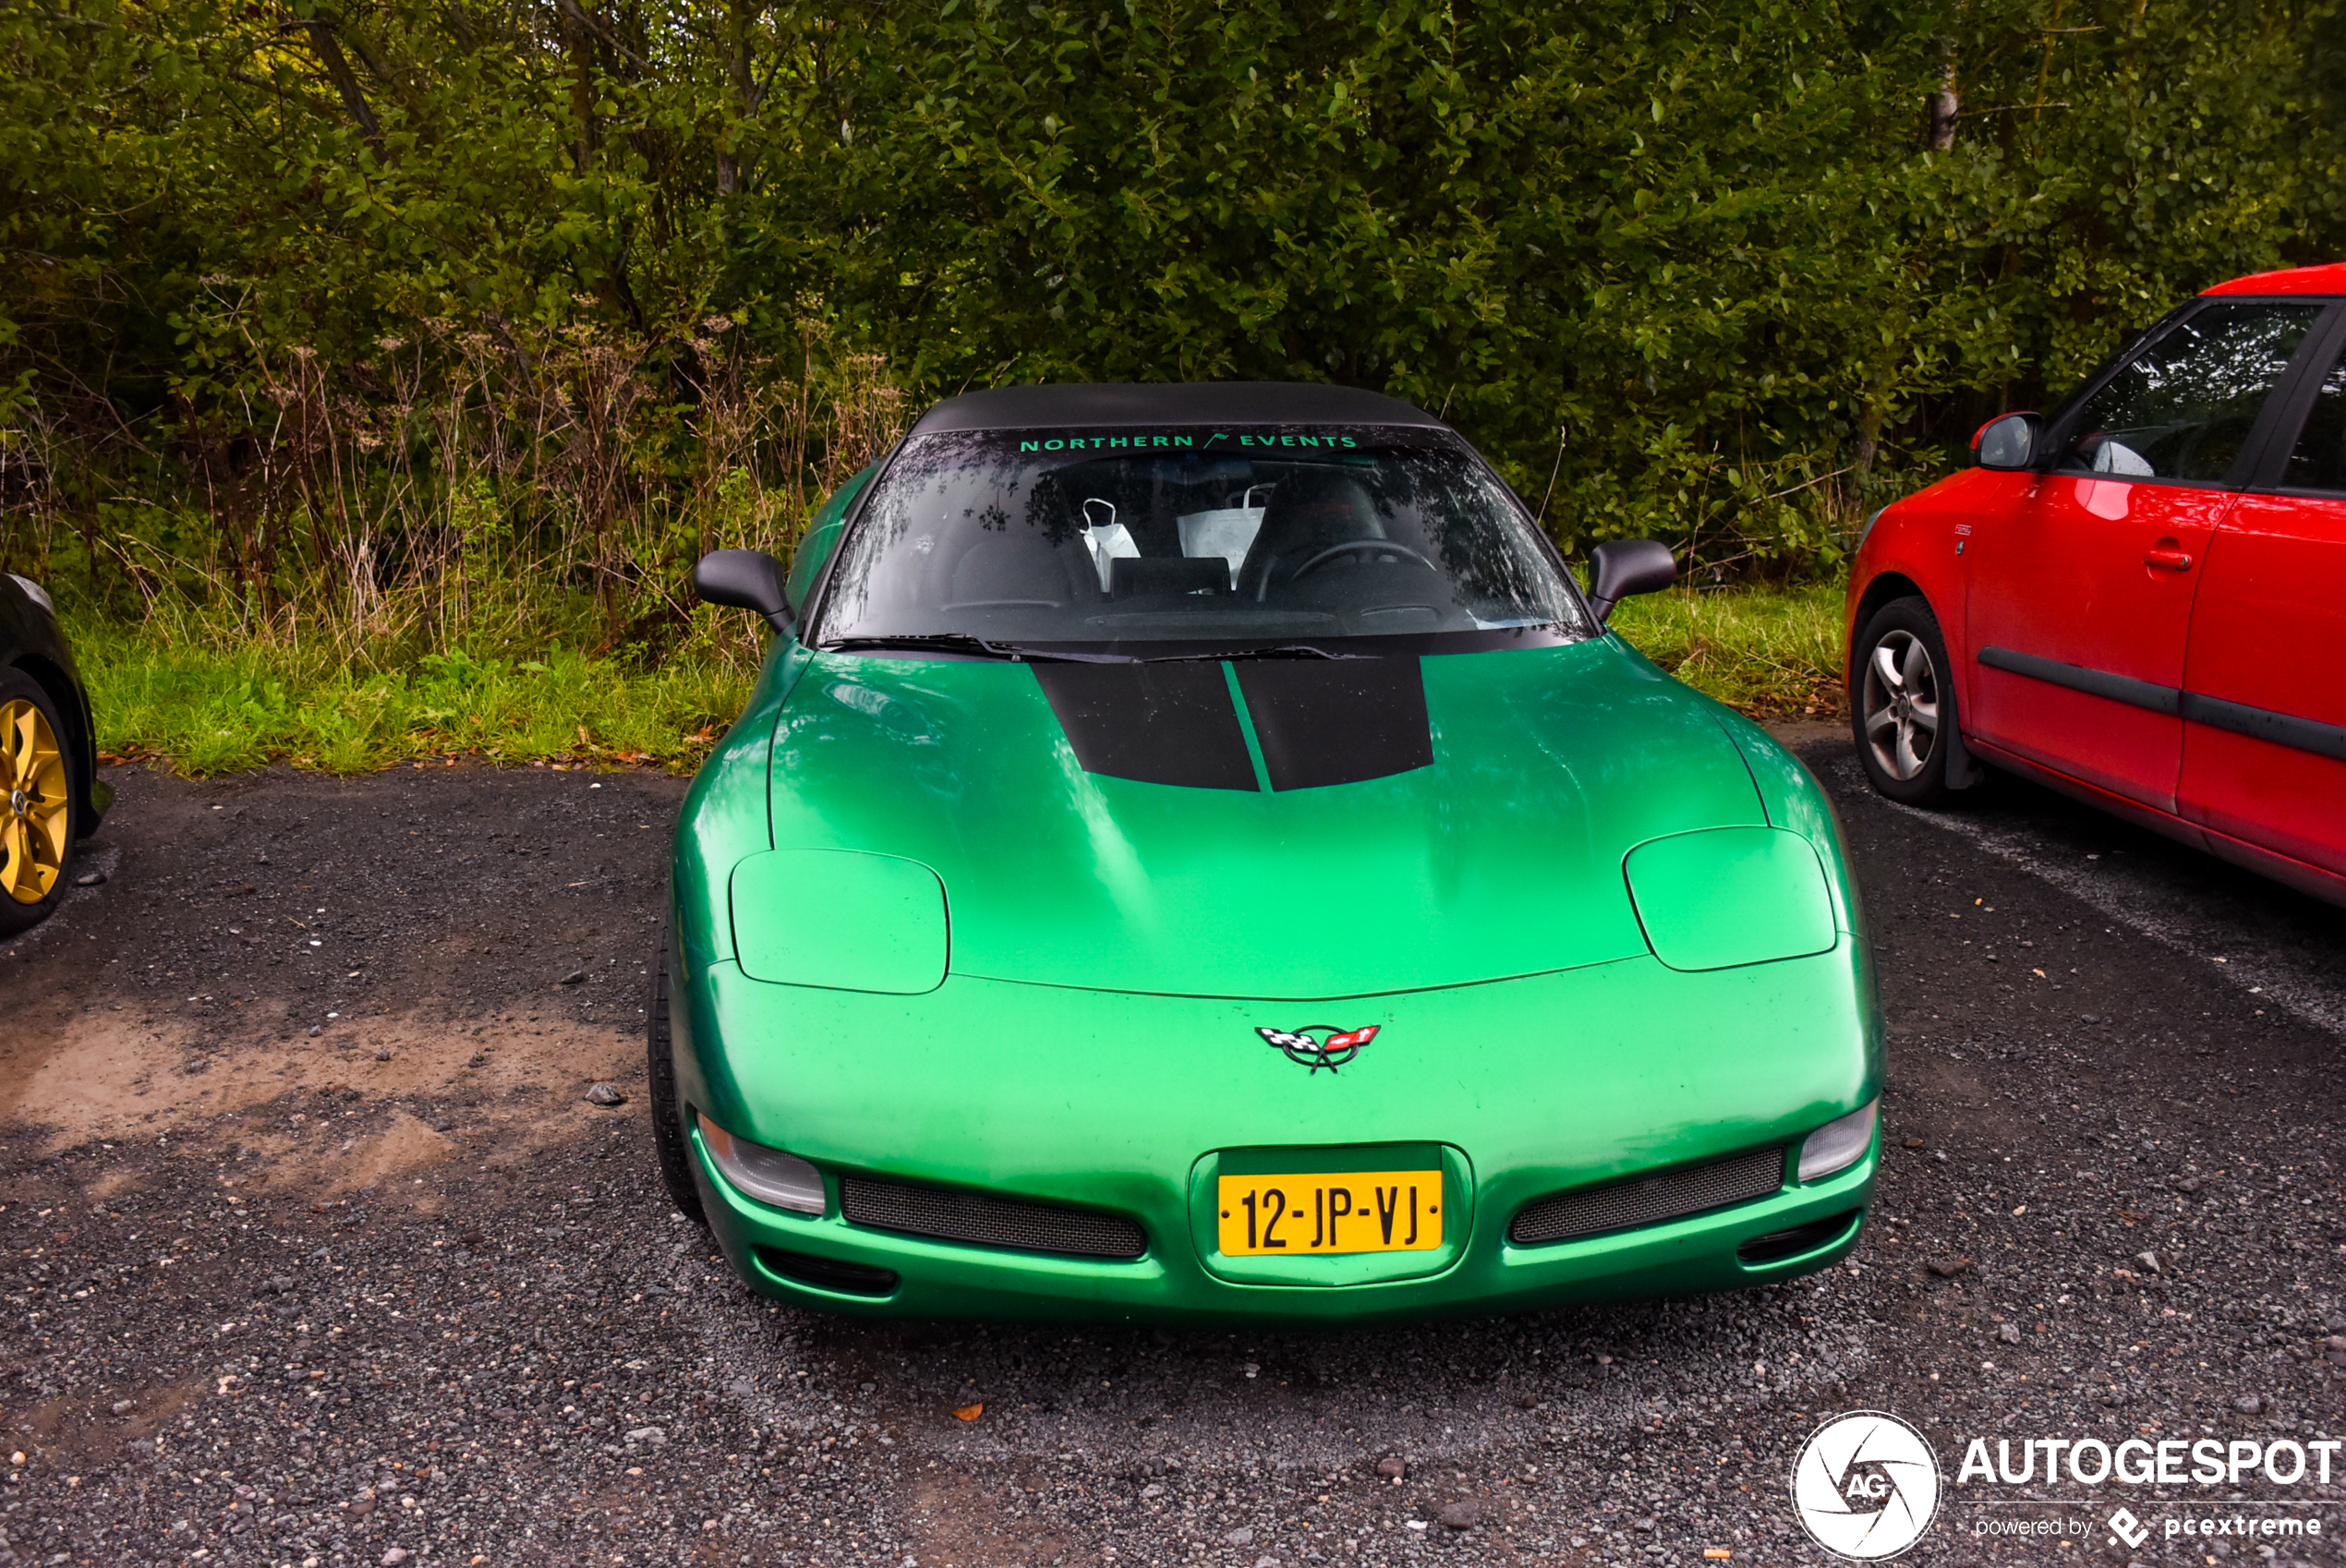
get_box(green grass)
[67,580,1847,777]
[73,621,756,777]
[1608,580,1846,719]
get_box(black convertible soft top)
[907,381,1445,435]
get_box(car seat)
[1233,467,1386,602]
[944,520,1101,609]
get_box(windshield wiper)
[821,634,1128,663]
[823,635,1367,664]
[1143,644,1365,662]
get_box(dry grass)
[8,314,907,675]
[23,317,912,777]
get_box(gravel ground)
[3,739,2341,1568]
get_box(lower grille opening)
[1738,1210,1860,1265]
[1510,1146,1785,1246]
[755,1247,901,1297]
[841,1176,1147,1260]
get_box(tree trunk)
[1926,37,1959,151]
[561,0,597,175]
[1854,400,1885,476]
[717,0,762,198]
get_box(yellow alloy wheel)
[1,695,69,905]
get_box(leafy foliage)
[3,0,2341,616]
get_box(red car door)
[2180,328,2346,878]
[1964,301,2328,812]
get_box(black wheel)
[1850,596,1974,807]
[0,667,79,938]
[647,915,706,1224]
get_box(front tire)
[647,916,707,1224]
[0,668,79,936]
[1850,597,1973,807]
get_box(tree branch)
[287,18,383,147]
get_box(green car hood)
[754,637,1769,999]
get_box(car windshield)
[810,427,1593,656]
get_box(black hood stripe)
[1032,662,1259,790]
[1034,657,1433,791]
[1235,657,1433,790]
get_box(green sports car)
[653,382,1880,1322]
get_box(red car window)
[2055,303,2323,481]
[2282,351,2346,489]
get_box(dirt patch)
[4,1007,638,1155]
[83,1166,144,1202]
[9,1375,209,1477]
[326,1110,454,1191]
[1760,717,1847,751]
[906,1468,1078,1567]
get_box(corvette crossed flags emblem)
[1256,1024,1379,1073]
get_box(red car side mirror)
[1973,412,2043,471]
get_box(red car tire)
[1850,597,1977,807]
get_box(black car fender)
[1,573,111,834]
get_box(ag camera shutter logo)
[1791,1411,1942,1560]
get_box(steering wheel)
[1283,538,1438,588]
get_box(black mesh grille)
[840,1177,1147,1260]
[1510,1147,1784,1246]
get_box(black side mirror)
[1586,537,1677,623]
[1974,412,2041,471]
[694,549,792,633]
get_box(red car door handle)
[2144,547,2195,571]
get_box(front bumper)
[672,944,1880,1324]
[692,1130,1873,1322]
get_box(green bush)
[7,0,2341,591]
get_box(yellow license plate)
[1215,1171,1443,1256]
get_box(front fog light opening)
[1797,1099,1877,1182]
[696,1112,827,1214]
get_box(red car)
[1847,260,2346,907]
